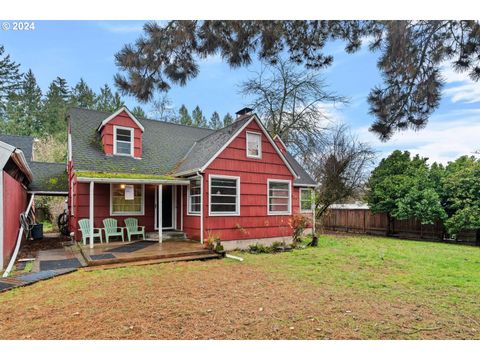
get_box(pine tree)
[41,77,70,137]
[0,45,22,115]
[131,106,146,118]
[209,111,222,129]
[95,84,125,112]
[223,113,234,127]
[95,84,115,112]
[70,78,96,109]
[115,20,480,140]
[178,104,192,126]
[192,105,207,128]
[4,69,43,135]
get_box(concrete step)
[146,231,187,241]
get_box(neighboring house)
[68,106,317,249]
[0,135,68,269]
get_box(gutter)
[76,177,190,185]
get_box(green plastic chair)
[102,218,125,243]
[78,219,103,245]
[124,218,145,242]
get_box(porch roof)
[75,171,190,185]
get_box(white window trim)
[110,183,145,216]
[187,177,201,216]
[246,131,262,159]
[299,188,313,213]
[113,125,134,157]
[267,179,292,215]
[208,174,240,216]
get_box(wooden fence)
[320,208,478,245]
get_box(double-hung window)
[300,188,313,212]
[188,178,201,215]
[209,175,240,215]
[246,131,262,158]
[268,179,291,215]
[114,126,133,156]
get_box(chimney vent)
[235,107,254,118]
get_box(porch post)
[180,185,184,231]
[89,181,94,249]
[158,184,162,243]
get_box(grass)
[0,234,479,339]
[40,220,54,233]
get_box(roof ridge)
[193,114,254,143]
[68,107,214,132]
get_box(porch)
[80,239,220,268]
[73,173,202,248]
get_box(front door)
[155,185,174,229]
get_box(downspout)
[2,194,35,277]
[196,171,204,244]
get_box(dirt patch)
[17,234,66,260]
[0,259,476,340]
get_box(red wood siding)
[100,111,142,158]
[2,171,27,266]
[202,119,309,242]
[181,184,201,240]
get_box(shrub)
[289,214,311,245]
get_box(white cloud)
[442,65,480,103]
[356,109,480,164]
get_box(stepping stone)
[39,258,82,271]
[16,270,58,283]
[0,282,15,291]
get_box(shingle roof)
[29,161,68,193]
[284,152,317,187]
[0,134,34,161]
[68,107,214,176]
[68,107,316,186]
[175,115,253,174]
[0,134,68,192]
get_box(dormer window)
[246,131,262,159]
[114,126,133,156]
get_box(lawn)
[0,234,479,340]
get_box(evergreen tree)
[209,111,222,129]
[192,106,207,127]
[131,106,146,118]
[178,104,192,126]
[4,69,43,135]
[95,84,115,112]
[70,78,96,109]
[223,113,234,127]
[41,77,70,137]
[0,45,22,115]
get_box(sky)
[1,20,479,164]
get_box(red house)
[68,106,317,250]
